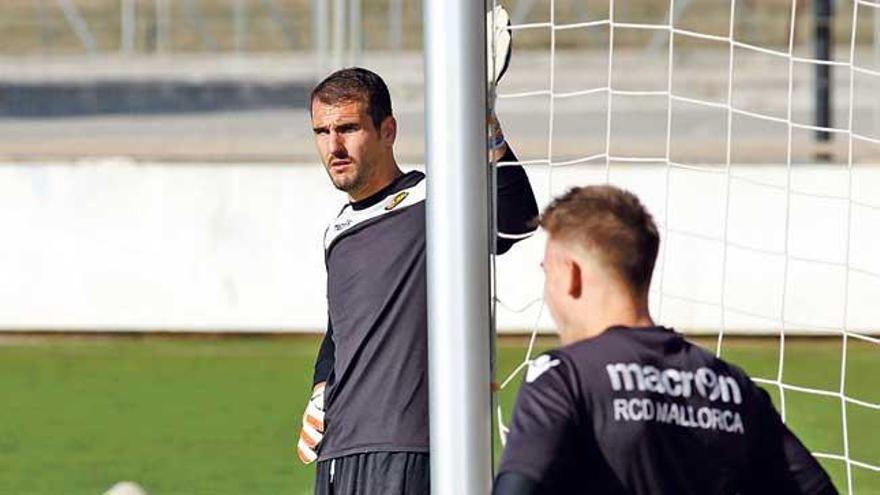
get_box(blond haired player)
[494,185,836,495]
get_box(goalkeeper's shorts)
[315,451,430,495]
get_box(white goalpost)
[424,1,494,494]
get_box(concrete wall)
[1,160,878,334]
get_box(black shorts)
[315,452,430,495]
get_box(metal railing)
[6,1,875,58]
[0,0,418,57]
[1,0,877,152]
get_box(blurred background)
[1,1,878,493]
[1,0,878,332]
[0,0,877,162]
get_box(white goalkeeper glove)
[296,383,325,465]
[487,4,512,87]
[488,5,513,152]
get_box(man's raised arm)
[492,119,538,255]
[486,6,539,255]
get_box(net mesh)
[491,1,880,492]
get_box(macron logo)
[526,355,561,383]
[605,362,743,405]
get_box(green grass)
[0,335,877,494]
[0,337,319,495]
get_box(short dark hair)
[539,185,660,294]
[310,67,393,129]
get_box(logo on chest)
[385,191,410,211]
[334,219,353,231]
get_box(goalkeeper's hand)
[296,382,325,464]
[487,4,513,87]
[487,5,513,158]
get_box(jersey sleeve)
[748,386,837,494]
[497,354,580,485]
[495,146,538,255]
[312,316,335,386]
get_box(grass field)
[0,334,877,494]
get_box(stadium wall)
[1,160,877,335]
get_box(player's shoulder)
[665,332,756,385]
[516,351,582,412]
[555,325,677,363]
[523,352,570,385]
[552,326,755,385]
[323,171,426,250]
[331,170,426,217]
[588,326,754,379]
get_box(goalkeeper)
[493,185,836,495]
[297,6,537,494]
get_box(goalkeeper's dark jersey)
[496,326,837,495]
[313,151,537,460]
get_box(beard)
[331,171,361,193]
[327,159,369,195]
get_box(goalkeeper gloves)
[487,4,513,86]
[297,383,325,464]
[488,5,513,152]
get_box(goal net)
[491,1,880,492]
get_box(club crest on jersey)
[526,355,561,383]
[385,191,409,211]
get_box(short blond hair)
[539,185,659,294]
